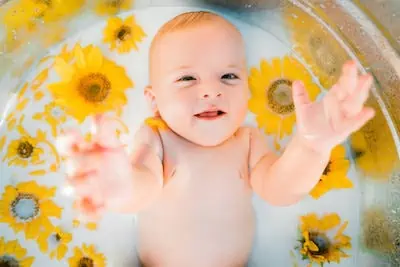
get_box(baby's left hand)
[292,61,375,154]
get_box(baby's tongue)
[198,111,218,117]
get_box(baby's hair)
[150,11,239,52]
[157,11,229,34]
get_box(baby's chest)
[160,134,251,197]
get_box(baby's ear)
[144,85,159,116]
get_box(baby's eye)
[178,75,196,82]
[221,73,239,80]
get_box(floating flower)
[283,5,349,89]
[103,15,146,54]
[40,0,85,23]
[2,123,61,174]
[350,110,399,180]
[95,0,133,16]
[2,0,47,33]
[48,44,133,122]
[37,226,72,260]
[0,237,35,267]
[33,102,67,137]
[309,145,353,199]
[0,181,62,240]
[3,131,44,168]
[297,213,351,266]
[145,117,168,131]
[248,56,320,147]
[68,244,106,267]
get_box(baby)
[59,11,375,267]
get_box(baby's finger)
[324,85,345,132]
[341,74,373,117]
[338,61,358,98]
[92,114,120,148]
[56,130,84,156]
[338,107,375,134]
[74,197,105,221]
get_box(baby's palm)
[293,61,375,153]
[58,115,133,219]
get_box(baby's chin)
[182,124,240,147]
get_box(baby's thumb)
[292,80,311,117]
[92,114,120,148]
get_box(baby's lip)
[194,108,226,120]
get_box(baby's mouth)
[194,110,226,120]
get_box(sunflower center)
[0,256,20,267]
[10,193,40,222]
[54,233,62,242]
[267,79,294,115]
[309,34,340,76]
[352,149,366,159]
[323,161,332,176]
[309,233,331,256]
[35,0,52,6]
[17,141,34,159]
[78,257,94,267]
[78,73,111,103]
[116,26,131,41]
[108,0,122,8]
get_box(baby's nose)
[201,89,222,99]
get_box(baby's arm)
[249,129,329,206]
[250,61,374,206]
[124,123,164,213]
[60,117,164,218]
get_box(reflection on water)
[0,0,399,266]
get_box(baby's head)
[146,11,249,146]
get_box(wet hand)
[57,114,133,220]
[292,61,375,154]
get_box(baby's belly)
[136,174,255,267]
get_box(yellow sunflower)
[33,102,67,137]
[361,207,397,255]
[350,112,399,180]
[2,0,47,32]
[297,213,351,266]
[68,244,106,267]
[283,5,349,89]
[248,56,320,141]
[309,145,353,199]
[0,237,35,267]
[40,0,85,23]
[48,44,133,122]
[0,181,62,240]
[3,128,44,168]
[103,15,146,54]
[37,226,72,260]
[95,0,133,16]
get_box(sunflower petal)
[87,46,103,71]
[54,58,75,82]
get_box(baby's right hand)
[58,115,134,220]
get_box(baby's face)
[149,20,249,146]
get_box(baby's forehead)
[150,12,242,54]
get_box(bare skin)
[59,12,375,267]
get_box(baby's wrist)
[293,133,331,160]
